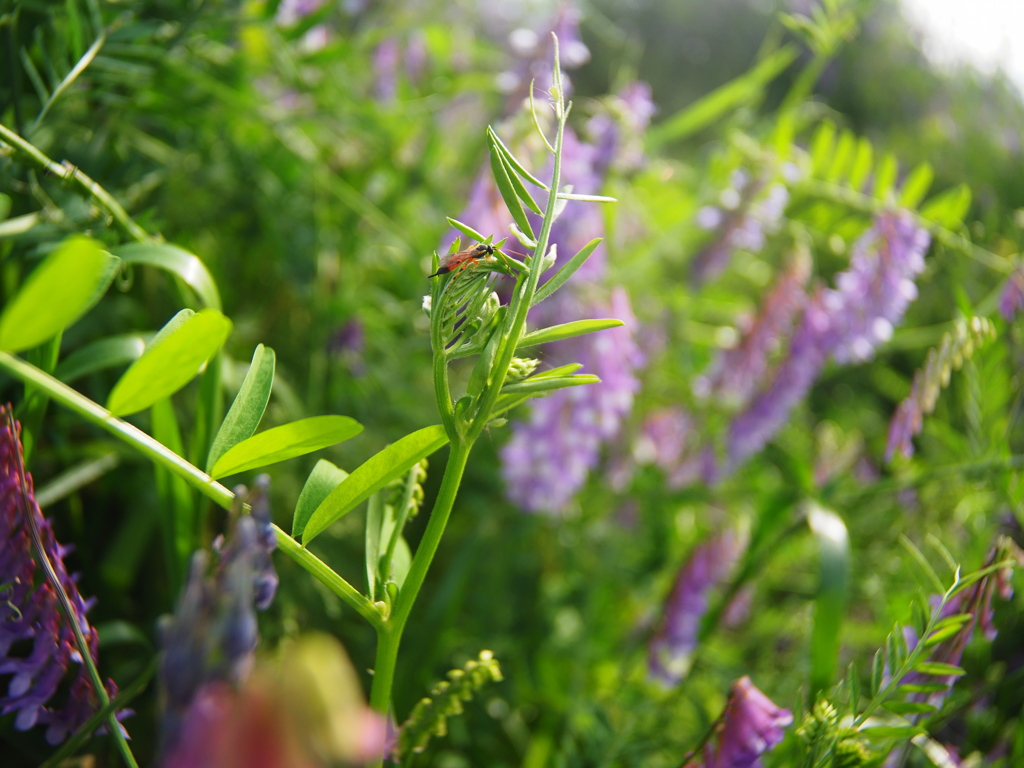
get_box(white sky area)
[900,0,1024,93]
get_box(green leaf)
[826,130,856,182]
[489,139,536,240]
[870,648,884,696]
[912,662,965,677]
[112,242,222,310]
[486,126,548,189]
[899,163,934,209]
[895,682,949,696]
[554,192,617,203]
[884,701,938,716]
[493,143,543,215]
[873,153,899,200]
[807,504,850,701]
[810,122,837,177]
[55,334,147,382]
[533,238,602,305]
[366,492,385,600]
[921,624,963,647]
[107,309,232,416]
[210,415,362,478]
[292,459,349,538]
[860,725,924,741]
[446,217,487,243]
[848,137,873,193]
[500,373,600,395]
[920,184,971,229]
[518,318,624,349]
[0,193,11,221]
[206,344,276,472]
[648,46,797,147]
[302,425,450,544]
[848,662,860,716]
[0,235,120,353]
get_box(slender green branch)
[0,121,150,242]
[31,31,106,132]
[800,178,1012,273]
[381,463,421,582]
[0,351,379,627]
[9,411,138,768]
[274,525,385,631]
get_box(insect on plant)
[428,239,528,278]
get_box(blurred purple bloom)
[501,289,643,513]
[330,319,366,377]
[373,38,402,102]
[648,533,743,686]
[159,477,278,753]
[693,677,793,768]
[726,211,929,469]
[696,254,811,408]
[998,268,1024,321]
[275,0,323,27]
[498,5,589,105]
[692,172,790,285]
[0,405,121,744]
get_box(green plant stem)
[0,121,149,242]
[0,350,376,626]
[8,411,138,768]
[367,441,471,754]
[467,104,568,442]
[801,178,1012,273]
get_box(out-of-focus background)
[3,0,1024,765]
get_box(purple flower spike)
[696,677,793,768]
[648,533,743,686]
[725,211,929,470]
[0,405,121,744]
[160,478,279,753]
[998,268,1024,321]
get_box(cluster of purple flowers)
[689,676,793,768]
[159,476,278,763]
[648,532,744,686]
[724,211,930,471]
[0,406,122,744]
[998,267,1024,321]
[692,168,793,285]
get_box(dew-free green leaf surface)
[292,459,349,539]
[302,425,449,544]
[0,235,120,353]
[112,242,221,310]
[210,415,362,478]
[107,309,232,416]
[206,344,276,472]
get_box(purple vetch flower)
[501,288,643,513]
[497,5,589,105]
[998,267,1024,321]
[695,253,811,408]
[725,211,930,470]
[0,405,122,744]
[274,0,324,27]
[648,532,744,686]
[373,38,402,102]
[692,170,791,285]
[159,477,279,753]
[689,677,793,768]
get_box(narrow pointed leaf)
[292,459,349,538]
[496,149,543,215]
[870,649,884,696]
[873,153,900,200]
[210,415,362,478]
[912,662,966,677]
[486,126,548,189]
[500,373,600,395]
[518,318,624,348]
[446,217,487,244]
[533,238,602,305]
[206,344,276,472]
[107,309,232,416]
[899,162,934,209]
[554,192,617,203]
[112,242,222,310]
[848,137,873,192]
[895,682,949,695]
[848,663,860,716]
[489,140,536,241]
[860,725,924,740]
[0,236,120,352]
[55,334,147,382]
[884,701,937,716]
[302,425,450,544]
